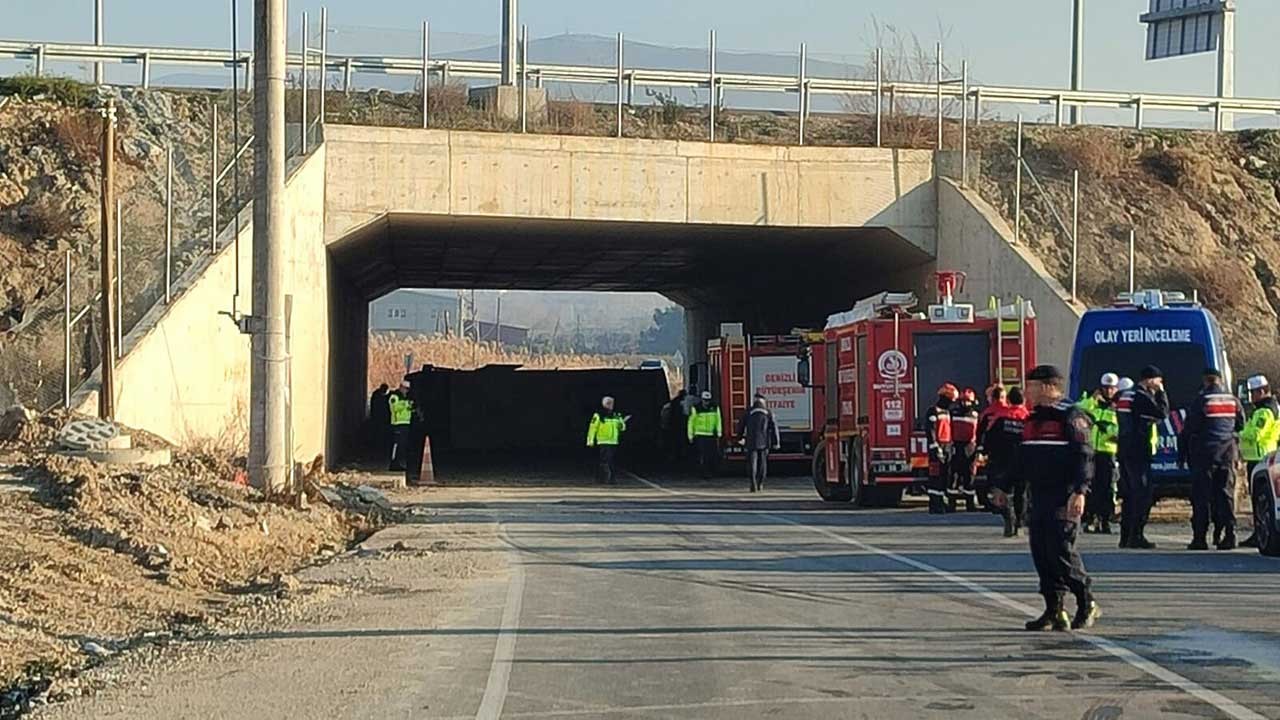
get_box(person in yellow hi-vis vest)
[587,396,629,485]
[1240,375,1280,549]
[688,390,723,478]
[387,381,414,471]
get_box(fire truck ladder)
[727,338,749,428]
[992,296,1029,388]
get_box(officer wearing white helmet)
[1240,374,1280,549]
[688,390,723,478]
[1076,372,1121,534]
[587,396,629,484]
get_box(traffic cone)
[418,436,436,486]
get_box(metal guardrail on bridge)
[4,36,1280,136]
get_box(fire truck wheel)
[812,440,853,503]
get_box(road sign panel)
[1140,0,1231,60]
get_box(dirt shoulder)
[28,490,505,720]
[0,413,391,717]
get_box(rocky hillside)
[970,124,1280,380]
[0,80,246,409]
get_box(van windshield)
[1078,342,1206,409]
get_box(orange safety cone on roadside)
[418,436,436,486]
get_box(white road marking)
[476,528,527,720]
[625,473,1268,720]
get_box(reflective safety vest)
[1241,397,1280,462]
[389,395,414,426]
[587,412,627,447]
[688,405,723,440]
[1076,393,1119,456]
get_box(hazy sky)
[8,0,1279,98]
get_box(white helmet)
[1117,377,1135,392]
[1100,373,1120,388]
[1247,375,1270,392]
[700,390,713,400]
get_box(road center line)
[625,473,1267,720]
[476,526,526,720]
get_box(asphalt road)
[42,473,1280,720]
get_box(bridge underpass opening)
[326,213,935,464]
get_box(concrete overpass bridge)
[74,126,1081,465]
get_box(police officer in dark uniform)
[925,384,958,514]
[1179,367,1246,550]
[1117,365,1169,550]
[1015,365,1100,632]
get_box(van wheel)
[1256,483,1280,557]
[813,440,853,503]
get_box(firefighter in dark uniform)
[982,387,1029,537]
[1179,367,1246,550]
[1015,365,1100,632]
[949,387,981,512]
[925,384,958,514]
[1117,366,1169,550]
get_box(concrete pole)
[874,48,882,148]
[520,24,528,133]
[1217,1,1235,131]
[1070,0,1083,125]
[501,0,518,85]
[94,0,104,85]
[250,0,289,495]
[708,30,717,143]
[421,21,430,129]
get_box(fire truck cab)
[804,272,1037,506]
[705,326,825,463]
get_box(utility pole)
[248,0,288,495]
[501,0,518,85]
[495,290,506,344]
[98,100,117,419]
[1070,0,1084,124]
[1217,0,1236,131]
[94,0,104,85]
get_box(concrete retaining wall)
[74,148,330,459]
[936,178,1083,369]
[323,126,938,253]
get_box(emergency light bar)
[826,291,919,328]
[1112,290,1194,309]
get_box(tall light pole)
[94,0,104,85]
[501,0,518,85]
[1070,0,1084,124]
[495,290,507,344]
[248,0,288,495]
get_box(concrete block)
[469,85,548,123]
[676,141,788,162]
[559,135,680,157]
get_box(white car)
[1250,455,1280,556]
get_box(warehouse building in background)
[370,290,529,346]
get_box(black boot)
[1003,513,1016,538]
[1130,536,1157,550]
[1098,520,1112,535]
[1026,601,1070,632]
[1118,523,1132,549]
[1187,535,1209,551]
[928,495,946,515]
[1217,529,1237,550]
[1242,533,1260,549]
[1072,597,1102,630]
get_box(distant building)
[370,290,529,346]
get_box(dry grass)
[368,334,684,396]
[18,195,78,240]
[51,111,99,168]
[548,99,604,136]
[1143,146,1213,189]
[1041,130,1128,181]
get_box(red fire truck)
[705,329,826,463]
[803,272,1037,506]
